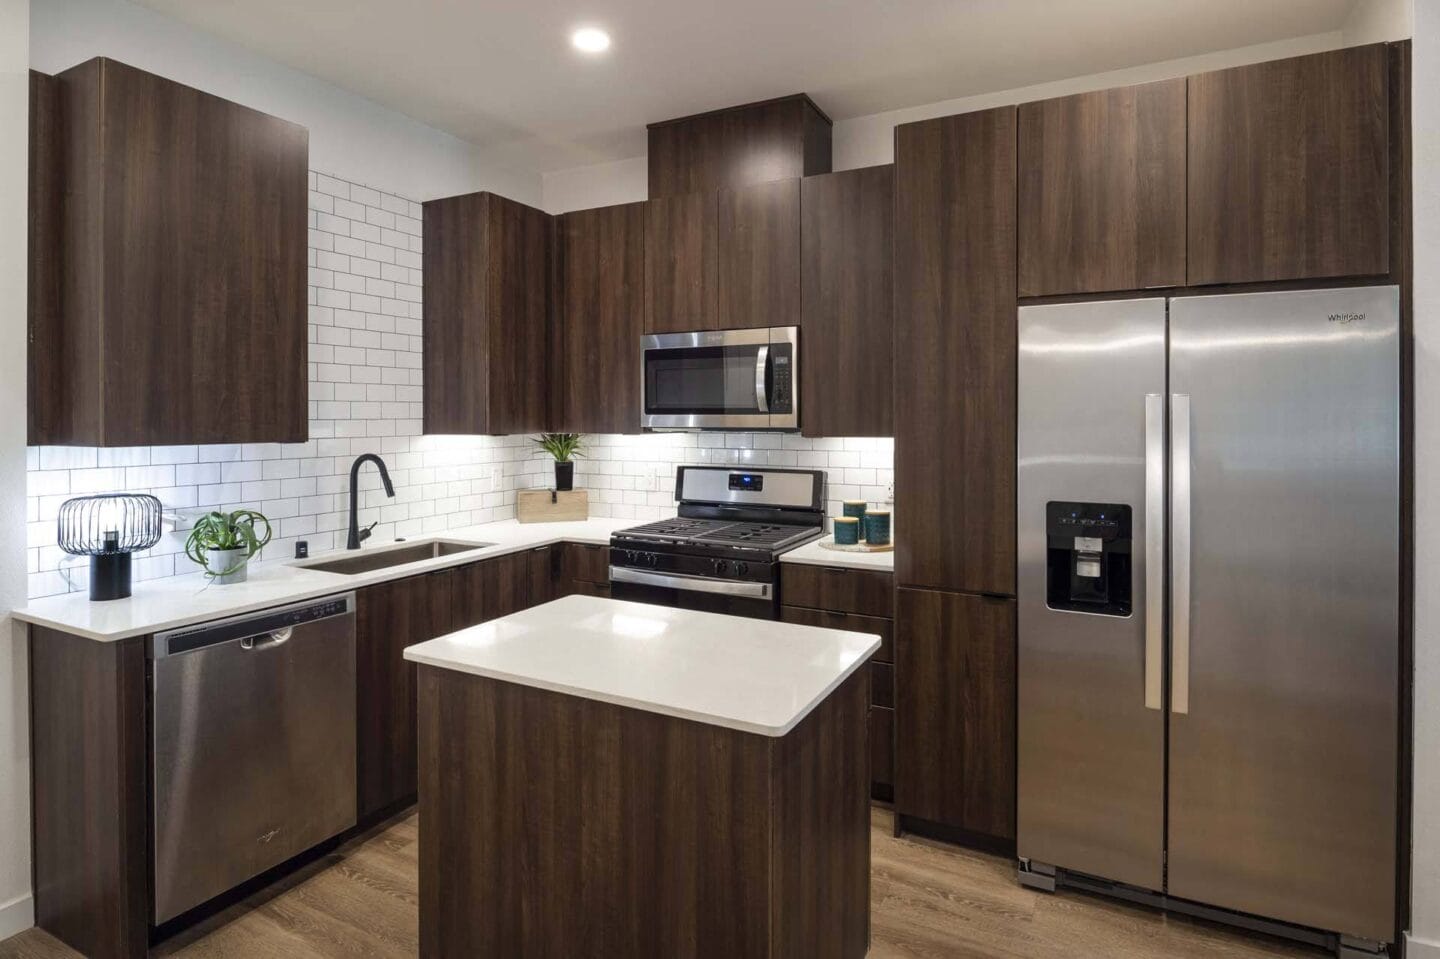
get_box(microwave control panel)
[770,344,793,413]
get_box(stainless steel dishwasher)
[151,593,357,924]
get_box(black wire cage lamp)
[57,493,164,601]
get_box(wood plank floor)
[0,808,1321,959]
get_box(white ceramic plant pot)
[207,547,249,584]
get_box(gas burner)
[618,518,730,541]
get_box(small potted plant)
[532,433,584,491]
[184,509,273,584]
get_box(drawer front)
[564,542,610,585]
[571,580,611,599]
[870,662,894,709]
[780,606,893,663]
[870,705,894,790]
[781,563,894,617]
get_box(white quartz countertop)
[780,535,895,572]
[403,595,880,736]
[13,518,631,642]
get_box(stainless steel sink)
[298,539,494,576]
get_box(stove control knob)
[735,562,749,577]
[646,552,659,568]
[713,559,730,576]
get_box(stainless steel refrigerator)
[1016,287,1400,948]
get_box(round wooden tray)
[817,536,894,554]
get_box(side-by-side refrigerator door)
[1017,298,1166,891]
[1167,287,1399,942]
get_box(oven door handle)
[754,345,770,413]
[610,565,772,599]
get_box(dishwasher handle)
[241,627,294,651]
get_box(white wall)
[30,0,541,206]
[1343,0,1413,46]
[0,0,30,940]
[1410,0,1440,952]
[542,31,1347,212]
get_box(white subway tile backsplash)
[23,171,893,600]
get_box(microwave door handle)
[754,345,770,413]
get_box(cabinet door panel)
[801,165,894,437]
[357,572,453,818]
[1018,80,1186,296]
[870,705,894,793]
[779,565,893,618]
[452,553,531,629]
[895,588,1016,840]
[560,203,645,433]
[718,178,800,330]
[894,108,1017,596]
[644,192,718,333]
[1187,44,1389,285]
[487,196,552,432]
[526,546,558,608]
[780,606,893,663]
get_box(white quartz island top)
[403,595,881,737]
[13,518,631,642]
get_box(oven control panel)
[610,546,773,583]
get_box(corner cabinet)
[893,107,1017,596]
[1187,44,1390,285]
[423,192,552,434]
[1017,80,1186,296]
[28,59,309,447]
[559,203,645,433]
[800,165,894,437]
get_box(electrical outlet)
[885,482,895,503]
[489,466,503,492]
[641,466,658,492]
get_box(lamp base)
[89,553,132,601]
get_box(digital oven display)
[728,473,764,492]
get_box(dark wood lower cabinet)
[356,570,455,820]
[560,541,611,595]
[870,705,895,799]
[416,664,869,958]
[450,550,529,628]
[29,628,149,959]
[895,587,1016,841]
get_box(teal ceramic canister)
[863,510,891,546]
[843,500,869,541]
[833,516,861,545]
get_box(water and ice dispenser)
[1045,502,1132,617]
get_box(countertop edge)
[14,521,621,642]
[404,632,882,738]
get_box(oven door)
[609,566,778,619]
[641,327,798,430]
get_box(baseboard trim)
[0,892,34,941]
[1407,932,1440,959]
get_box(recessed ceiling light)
[571,27,611,54]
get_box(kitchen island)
[404,595,880,959]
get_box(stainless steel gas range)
[609,466,825,619]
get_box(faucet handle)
[358,521,377,543]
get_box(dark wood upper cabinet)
[893,107,1018,596]
[800,165,894,437]
[28,58,308,447]
[1017,80,1186,297]
[559,203,645,432]
[424,191,552,434]
[717,177,801,330]
[895,588,1016,841]
[644,192,719,334]
[356,570,454,820]
[1187,44,1390,286]
[648,94,831,198]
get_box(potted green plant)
[184,509,273,584]
[532,433,584,491]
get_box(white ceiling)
[134,0,1360,174]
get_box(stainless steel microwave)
[640,327,799,431]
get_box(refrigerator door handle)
[1144,393,1164,710]
[1171,392,1192,715]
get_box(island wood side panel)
[29,627,149,959]
[416,666,870,959]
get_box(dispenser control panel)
[1045,501,1132,617]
